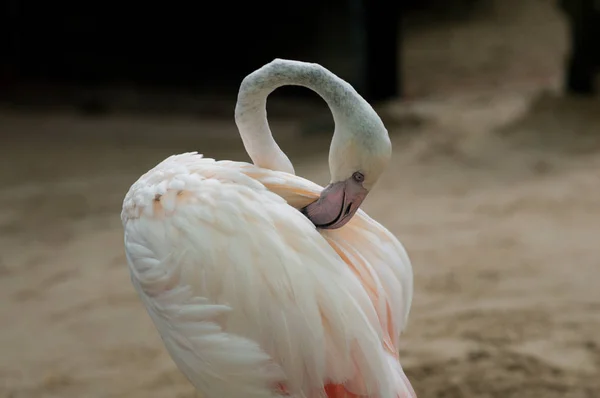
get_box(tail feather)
[322,353,416,398]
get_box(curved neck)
[234,59,377,175]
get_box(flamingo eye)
[352,172,364,183]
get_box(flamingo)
[121,59,415,398]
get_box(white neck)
[234,59,383,175]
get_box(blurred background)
[2,0,600,396]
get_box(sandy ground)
[2,0,600,397]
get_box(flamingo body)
[122,152,415,398]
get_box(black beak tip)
[299,205,309,217]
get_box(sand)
[2,0,600,397]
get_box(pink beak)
[301,177,368,229]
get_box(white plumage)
[121,60,415,398]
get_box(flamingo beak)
[300,177,368,229]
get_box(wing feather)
[227,161,414,346]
